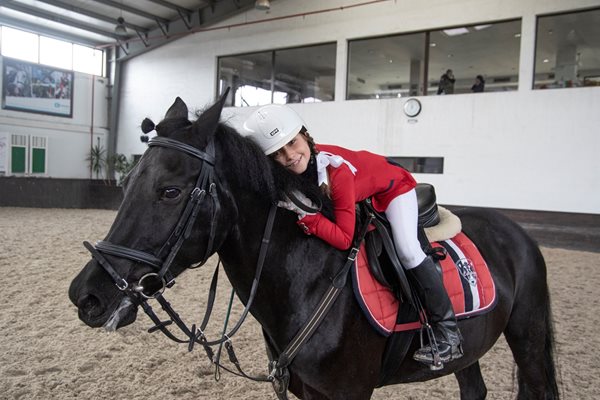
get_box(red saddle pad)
[352,232,496,336]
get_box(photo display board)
[2,58,73,117]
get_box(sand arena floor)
[0,207,599,399]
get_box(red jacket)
[298,144,416,250]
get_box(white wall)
[0,58,109,179]
[116,0,600,214]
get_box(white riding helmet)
[242,104,305,155]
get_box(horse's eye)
[161,187,181,200]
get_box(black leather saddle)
[359,183,443,302]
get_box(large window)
[217,43,336,107]
[347,19,521,98]
[348,33,426,99]
[1,26,104,76]
[534,8,600,89]
[428,20,521,94]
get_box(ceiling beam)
[91,0,171,24]
[116,0,256,61]
[1,0,123,40]
[144,0,193,15]
[33,0,149,33]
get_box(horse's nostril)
[78,294,103,319]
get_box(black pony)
[69,95,559,399]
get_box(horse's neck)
[218,198,341,345]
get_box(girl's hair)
[301,128,332,198]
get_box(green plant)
[86,138,106,180]
[110,153,138,186]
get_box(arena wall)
[114,0,600,214]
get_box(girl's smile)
[272,133,311,175]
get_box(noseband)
[84,135,220,297]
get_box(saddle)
[356,184,496,335]
[361,183,445,302]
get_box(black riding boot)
[409,257,463,369]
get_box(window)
[1,27,38,63]
[40,36,73,70]
[534,8,600,89]
[428,20,521,94]
[389,157,444,174]
[218,43,336,106]
[347,19,521,98]
[348,32,426,99]
[73,44,104,76]
[1,26,104,77]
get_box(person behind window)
[471,75,485,93]
[243,104,464,369]
[437,69,455,95]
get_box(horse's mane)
[150,111,332,217]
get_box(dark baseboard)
[0,176,123,210]
[445,204,600,253]
[0,178,597,252]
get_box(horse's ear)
[192,89,230,136]
[164,97,189,120]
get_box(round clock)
[403,98,422,118]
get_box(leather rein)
[83,134,374,397]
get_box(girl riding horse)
[243,104,462,369]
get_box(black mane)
[148,111,332,217]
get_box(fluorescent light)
[474,24,492,30]
[443,27,469,36]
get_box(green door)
[11,146,26,173]
[31,148,46,173]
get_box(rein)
[83,133,375,398]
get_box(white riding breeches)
[384,188,426,269]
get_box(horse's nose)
[77,294,104,320]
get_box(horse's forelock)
[155,118,192,137]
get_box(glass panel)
[348,33,426,99]
[40,36,72,70]
[389,157,444,174]
[274,43,336,103]
[428,20,522,94]
[1,27,39,63]
[217,51,273,107]
[73,44,104,76]
[534,8,600,89]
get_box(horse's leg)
[454,361,487,400]
[503,255,560,399]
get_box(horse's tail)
[543,288,560,399]
[534,244,560,399]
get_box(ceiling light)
[115,17,127,36]
[430,42,437,47]
[255,0,270,10]
[443,27,469,36]
[514,33,521,38]
[474,24,491,30]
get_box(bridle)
[84,135,221,299]
[83,132,279,382]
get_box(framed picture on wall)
[2,57,73,118]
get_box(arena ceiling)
[0,0,258,60]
